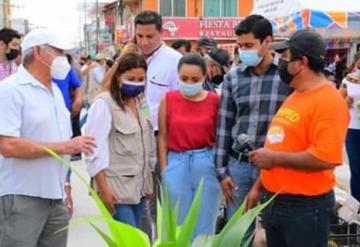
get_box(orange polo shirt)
[261,83,349,196]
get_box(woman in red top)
[158,53,221,238]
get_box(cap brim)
[49,41,75,51]
[269,40,290,52]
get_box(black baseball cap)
[269,29,326,63]
[198,37,217,49]
[207,48,230,72]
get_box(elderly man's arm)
[0,135,96,159]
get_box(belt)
[229,150,251,163]
[264,190,335,204]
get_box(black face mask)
[211,74,224,85]
[278,59,301,85]
[6,49,20,61]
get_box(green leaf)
[216,194,276,247]
[242,233,255,247]
[55,215,106,234]
[157,197,163,242]
[43,147,151,247]
[109,220,151,247]
[159,183,177,243]
[176,180,204,247]
[192,235,215,247]
[212,197,246,246]
[89,223,117,247]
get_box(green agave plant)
[44,147,274,247]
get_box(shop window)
[204,0,237,17]
[160,0,185,17]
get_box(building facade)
[91,0,253,56]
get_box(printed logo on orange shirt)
[267,126,285,144]
[276,107,300,123]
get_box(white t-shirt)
[343,77,360,129]
[145,43,182,131]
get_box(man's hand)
[245,184,261,212]
[66,136,96,155]
[249,148,276,170]
[64,184,74,218]
[71,100,82,116]
[220,177,238,204]
[99,188,118,215]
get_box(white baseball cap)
[21,28,74,53]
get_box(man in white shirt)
[133,10,181,241]
[0,29,96,247]
[87,53,106,104]
[135,11,182,132]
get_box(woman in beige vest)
[85,53,154,228]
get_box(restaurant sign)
[162,17,243,40]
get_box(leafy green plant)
[44,147,151,247]
[44,147,274,247]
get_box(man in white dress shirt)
[0,29,96,247]
[135,11,182,133]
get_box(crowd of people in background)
[0,9,359,247]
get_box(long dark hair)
[110,53,147,110]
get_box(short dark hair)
[134,11,162,32]
[0,28,20,45]
[172,39,191,52]
[110,53,147,110]
[290,47,324,73]
[178,53,207,76]
[235,15,273,42]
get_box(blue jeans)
[262,190,335,247]
[114,198,145,228]
[226,156,259,217]
[225,156,259,244]
[346,128,360,201]
[164,148,221,238]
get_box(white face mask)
[51,56,71,80]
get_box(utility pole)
[96,0,99,53]
[118,0,123,25]
[84,0,87,55]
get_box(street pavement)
[67,158,351,247]
[67,160,107,247]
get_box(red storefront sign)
[162,17,243,40]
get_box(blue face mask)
[120,80,145,97]
[239,49,263,67]
[179,80,203,97]
[356,68,360,78]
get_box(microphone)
[237,134,254,154]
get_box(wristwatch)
[64,182,71,187]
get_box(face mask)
[120,80,145,97]
[356,68,360,78]
[239,49,263,67]
[179,80,203,97]
[51,56,71,80]
[278,59,301,85]
[211,74,224,85]
[6,48,19,60]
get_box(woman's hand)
[99,187,118,215]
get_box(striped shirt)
[214,62,292,180]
